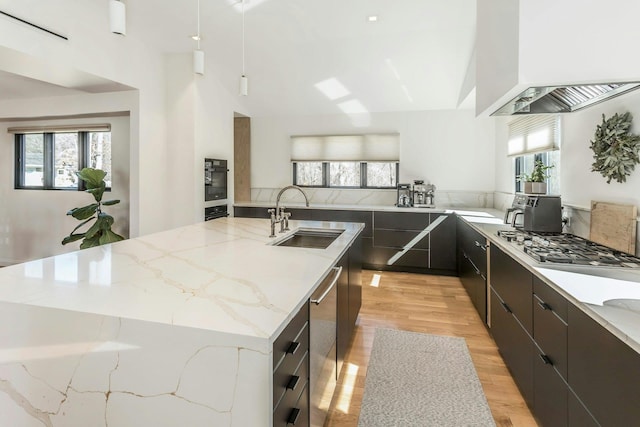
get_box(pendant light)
[239,0,248,95]
[109,0,126,35]
[193,0,205,75]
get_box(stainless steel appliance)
[204,205,228,221]
[397,183,412,207]
[504,194,528,227]
[310,266,341,427]
[204,158,228,201]
[412,181,436,208]
[507,194,562,233]
[496,230,640,269]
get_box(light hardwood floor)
[325,270,539,427]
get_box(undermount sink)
[273,228,344,249]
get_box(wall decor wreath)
[590,111,640,183]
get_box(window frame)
[514,151,559,194]
[15,131,111,191]
[293,161,399,189]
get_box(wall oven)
[204,158,228,201]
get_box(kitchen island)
[0,218,363,426]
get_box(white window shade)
[507,115,560,156]
[291,133,399,161]
[8,124,111,134]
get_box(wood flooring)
[325,270,539,427]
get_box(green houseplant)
[590,112,640,183]
[518,160,554,194]
[62,168,125,249]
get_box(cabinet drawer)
[311,210,372,238]
[374,211,429,231]
[373,229,429,249]
[490,244,533,334]
[533,276,567,322]
[369,246,429,269]
[533,293,568,380]
[273,380,309,427]
[533,340,568,427]
[273,302,309,371]
[274,352,308,410]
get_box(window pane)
[329,162,360,187]
[54,133,79,188]
[88,132,112,187]
[366,162,397,187]
[24,134,45,186]
[295,162,323,186]
[515,152,560,194]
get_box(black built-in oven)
[204,158,228,201]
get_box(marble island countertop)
[0,217,363,346]
[0,217,364,427]
[460,213,640,354]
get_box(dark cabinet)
[567,390,599,427]
[337,236,363,377]
[490,289,535,407]
[273,302,309,427]
[533,277,568,380]
[234,206,313,220]
[533,339,568,427]
[456,218,487,323]
[568,304,640,427]
[429,213,457,271]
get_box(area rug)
[358,328,496,427]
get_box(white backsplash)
[250,188,494,209]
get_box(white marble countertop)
[460,212,640,353]
[0,217,364,347]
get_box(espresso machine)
[413,181,436,208]
[397,183,412,207]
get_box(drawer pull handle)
[474,241,487,251]
[538,301,552,311]
[539,354,553,365]
[501,302,512,313]
[286,375,300,391]
[286,341,300,355]
[287,407,301,425]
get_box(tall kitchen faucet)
[269,185,310,237]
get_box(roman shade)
[7,124,111,134]
[507,115,560,156]
[291,133,399,161]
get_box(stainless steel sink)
[274,228,344,249]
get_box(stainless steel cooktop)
[496,230,640,269]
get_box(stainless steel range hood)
[491,82,640,116]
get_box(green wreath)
[590,112,640,183]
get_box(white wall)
[0,113,130,265]
[493,90,640,226]
[250,110,495,196]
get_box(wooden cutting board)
[590,201,637,254]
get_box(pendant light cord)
[197,0,201,49]
[241,0,245,76]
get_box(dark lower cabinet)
[490,289,535,407]
[337,236,363,378]
[567,390,599,427]
[533,340,568,427]
[568,304,640,427]
[460,252,486,322]
[428,213,457,271]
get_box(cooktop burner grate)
[496,230,640,268]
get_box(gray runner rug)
[358,328,496,427]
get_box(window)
[515,150,560,195]
[291,133,399,188]
[14,126,112,190]
[293,161,398,188]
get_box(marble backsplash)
[250,188,495,209]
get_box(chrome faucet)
[268,185,310,237]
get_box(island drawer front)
[273,351,309,410]
[373,229,429,249]
[273,302,309,371]
[273,379,309,427]
[533,276,567,322]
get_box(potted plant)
[518,160,554,194]
[62,168,125,249]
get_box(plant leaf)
[102,199,120,206]
[80,235,102,249]
[69,217,95,235]
[86,181,106,202]
[77,168,107,189]
[67,204,99,220]
[98,229,125,245]
[62,233,86,245]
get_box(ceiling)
[0,0,477,116]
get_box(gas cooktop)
[496,230,640,269]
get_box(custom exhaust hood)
[492,82,640,116]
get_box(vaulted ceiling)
[0,0,477,116]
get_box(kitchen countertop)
[460,212,640,354]
[0,217,364,346]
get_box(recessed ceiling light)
[367,15,378,22]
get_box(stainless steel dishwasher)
[309,265,341,427]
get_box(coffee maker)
[412,180,427,207]
[397,184,412,207]
[508,194,562,233]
